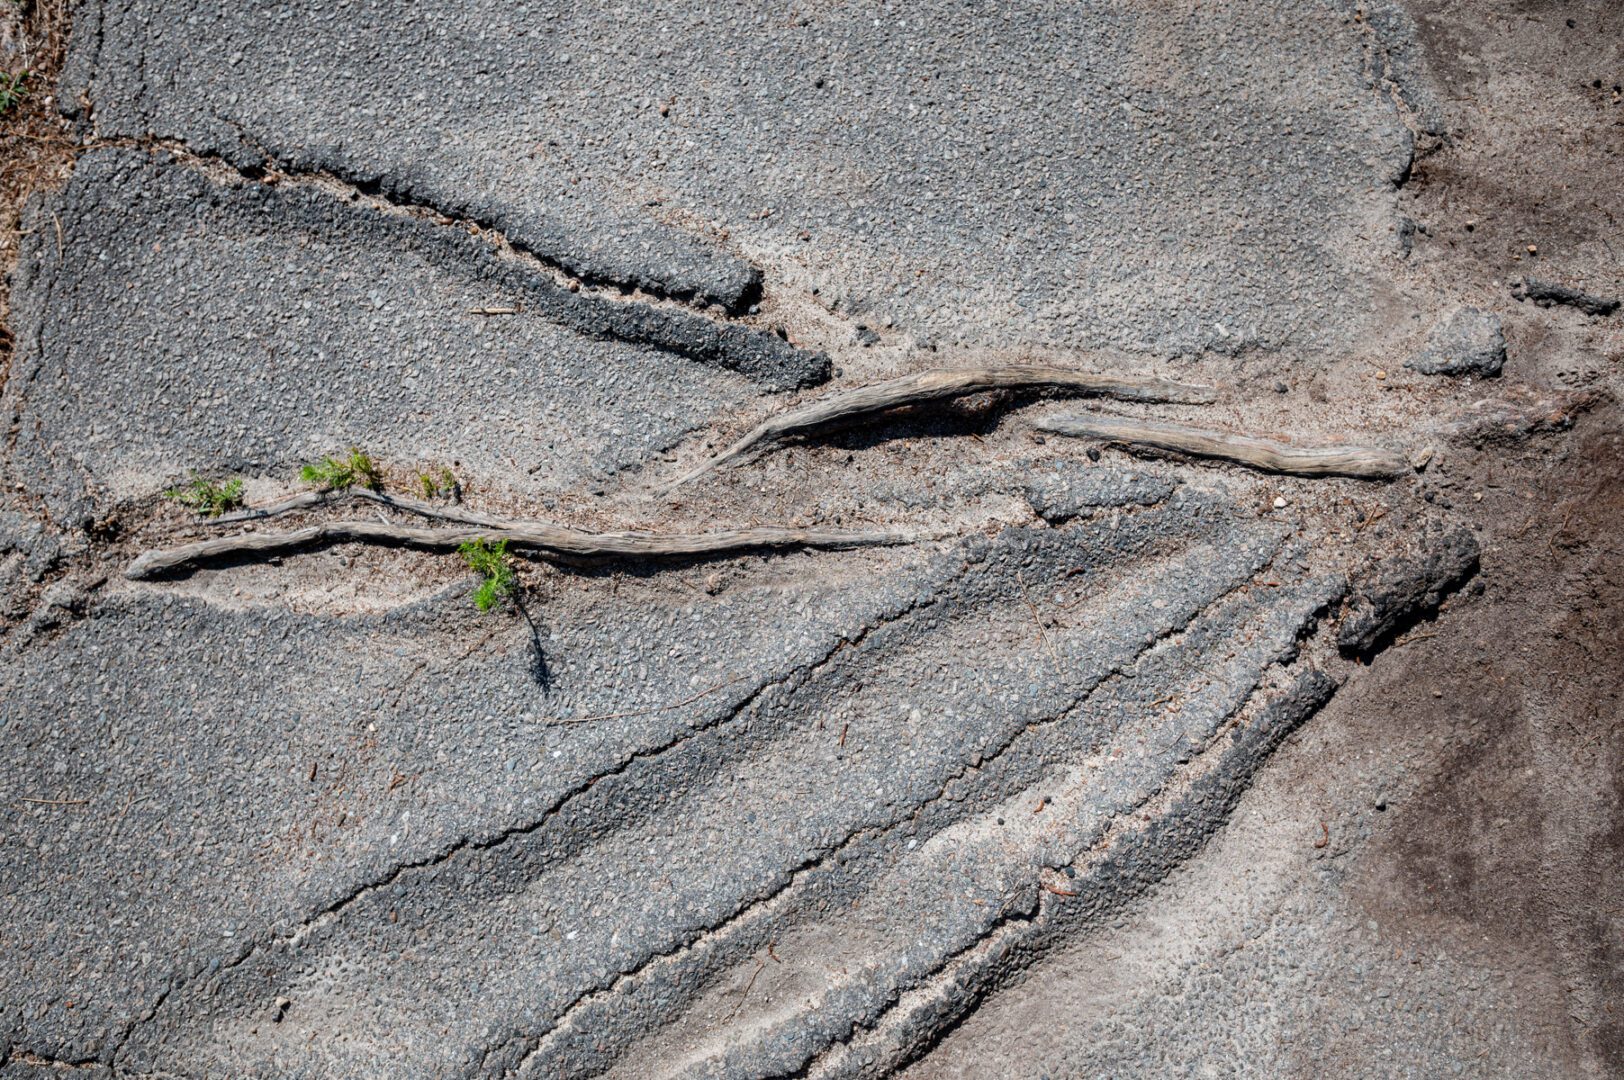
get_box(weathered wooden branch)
[1035,413,1408,480]
[126,519,915,580]
[668,365,1217,488]
[210,490,329,523]
[211,487,491,527]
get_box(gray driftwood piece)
[209,490,329,523]
[211,488,533,528]
[127,514,913,579]
[669,365,1217,488]
[1036,413,1408,480]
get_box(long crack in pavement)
[4,1,1620,1077]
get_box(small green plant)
[458,538,516,613]
[164,474,245,517]
[0,72,28,115]
[299,448,382,491]
[417,466,459,500]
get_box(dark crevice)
[797,669,1341,1080]
[115,581,946,1065]
[786,603,1326,1078]
[484,579,967,1075]
[504,529,1285,1077]
[196,113,766,317]
[62,27,767,318]
[54,139,830,390]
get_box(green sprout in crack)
[164,474,245,517]
[458,538,516,613]
[0,72,28,115]
[299,447,382,491]
[418,466,459,501]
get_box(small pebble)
[1273,496,1288,509]
[1375,370,1387,380]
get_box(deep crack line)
[482,568,984,1075]
[497,528,1284,1078]
[59,140,830,390]
[613,546,1323,1080]
[113,567,959,1065]
[795,670,1340,1080]
[66,86,764,314]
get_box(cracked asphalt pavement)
[2,1,1621,1077]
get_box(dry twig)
[128,512,913,580]
[1035,413,1407,480]
[212,487,483,526]
[210,489,329,523]
[668,365,1217,488]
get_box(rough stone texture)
[1512,278,1621,318]
[1337,525,1480,656]
[3,0,1622,1077]
[2,147,824,527]
[2,486,1347,1076]
[1404,307,1506,377]
[0,512,62,625]
[1022,461,1178,524]
[909,431,1624,1080]
[59,7,766,313]
[58,0,1427,357]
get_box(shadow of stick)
[512,592,552,693]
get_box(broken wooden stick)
[127,519,914,580]
[212,487,489,527]
[1034,412,1408,479]
[210,490,329,523]
[668,365,1217,489]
